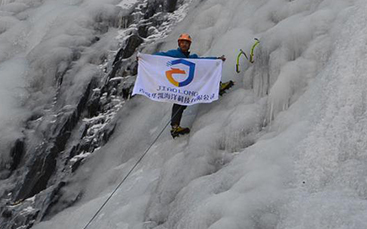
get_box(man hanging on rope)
[153,33,233,138]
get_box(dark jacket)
[154,48,217,59]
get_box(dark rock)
[25,113,43,129]
[102,123,116,144]
[71,158,83,173]
[1,1,190,228]
[15,144,58,202]
[86,91,101,118]
[41,182,82,221]
[166,0,178,12]
[144,5,156,19]
[120,15,135,29]
[11,208,39,229]
[15,80,95,202]
[9,139,25,173]
[66,145,80,163]
[117,34,144,61]
[109,34,143,84]
[122,88,131,99]
[41,182,65,219]
[138,24,149,38]
[2,209,12,218]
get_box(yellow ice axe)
[236,38,260,73]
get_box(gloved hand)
[218,55,226,61]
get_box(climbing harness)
[236,38,260,73]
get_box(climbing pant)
[171,104,187,127]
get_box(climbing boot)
[170,125,190,138]
[219,80,234,96]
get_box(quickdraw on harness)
[236,38,260,73]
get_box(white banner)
[132,53,223,106]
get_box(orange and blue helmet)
[178,33,192,43]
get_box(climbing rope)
[82,107,182,229]
[236,38,260,73]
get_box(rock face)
[15,80,93,203]
[166,0,178,12]
[9,139,25,174]
[0,0,190,228]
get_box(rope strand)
[82,107,181,229]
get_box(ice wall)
[3,0,367,228]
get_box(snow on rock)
[3,0,367,228]
[1,0,197,228]
[118,0,140,10]
[0,0,121,169]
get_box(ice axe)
[236,38,260,73]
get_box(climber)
[153,33,234,138]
